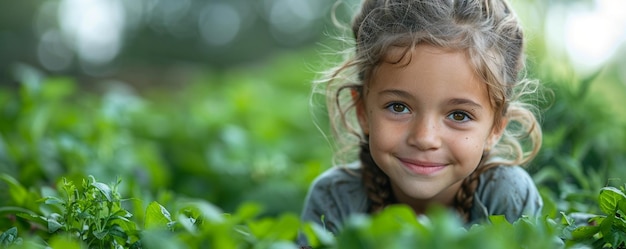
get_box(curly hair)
[314,0,542,221]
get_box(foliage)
[0,56,330,216]
[333,206,562,249]
[562,186,626,248]
[0,174,137,248]
[532,68,626,216]
[0,227,21,248]
[0,174,311,249]
[45,176,139,248]
[1,174,626,248]
[1,42,625,247]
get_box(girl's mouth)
[398,158,447,175]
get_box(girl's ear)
[486,118,508,149]
[352,88,369,135]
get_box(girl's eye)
[447,111,471,122]
[386,103,409,114]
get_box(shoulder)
[478,165,534,189]
[477,166,538,201]
[300,163,368,236]
[472,165,542,223]
[307,162,366,201]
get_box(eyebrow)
[378,89,484,109]
[378,89,413,99]
[447,98,483,109]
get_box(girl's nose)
[407,116,442,150]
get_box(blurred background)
[1,0,626,219]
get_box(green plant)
[0,59,329,218]
[0,227,21,247]
[0,37,624,248]
[330,205,562,249]
[563,186,626,248]
[532,70,626,215]
[42,176,140,248]
[0,174,315,249]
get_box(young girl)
[299,0,543,244]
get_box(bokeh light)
[563,0,626,73]
[58,0,125,67]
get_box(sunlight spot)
[564,0,626,73]
[198,3,241,46]
[58,0,125,66]
[38,30,73,71]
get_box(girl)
[299,0,543,244]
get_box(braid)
[454,171,480,222]
[360,144,508,221]
[359,140,395,213]
[454,152,499,222]
[316,0,539,225]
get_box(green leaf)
[179,199,224,223]
[305,222,335,247]
[108,225,128,240]
[381,205,419,225]
[560,212,573,226]
[44,196,66,206]
[247,213,300,241]
[234,202,263,222]
[110,217,137,238]
[571,225,600,240]
[615,214,626,232]
[0,174,29,206]
[93,229,108,240]
[139,229,185,249]
[247,218,274,238]
[599,187,626,215]
[619,199,626,214]
[48,234,83,249]
[48,218,63,233]
[112,209,133,219]
[268,213,300,240]
[0,206,39,219]
[616,232,626,249]
[0,227,18,246]
[145,201,172,230]
[91,181,113,202]
[599,214,616,246]
[489,215,512,226]
[177,213,197,234]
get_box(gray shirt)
[299,163,542,242]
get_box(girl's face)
[357,44,505,212]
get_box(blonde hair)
[314,0,542,221]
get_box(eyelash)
[385,102,410,114]
[447,111,473,122]
[385,103,474,122]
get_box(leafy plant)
[0,33,624,248]
[0,227,21,247]
[41,176,140,248]
[532,69,626,216]
[331,205,562,249]
[0,60,329,217]
[0,174,315,249]
[563,186,626,248]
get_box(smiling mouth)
[398,158,447,175]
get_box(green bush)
[1,173,625,248]
[0,55,331,216]
[1,47,626,248]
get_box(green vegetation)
[1,47,626,248]
[1,173,625,248]
[2,0,626,247]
